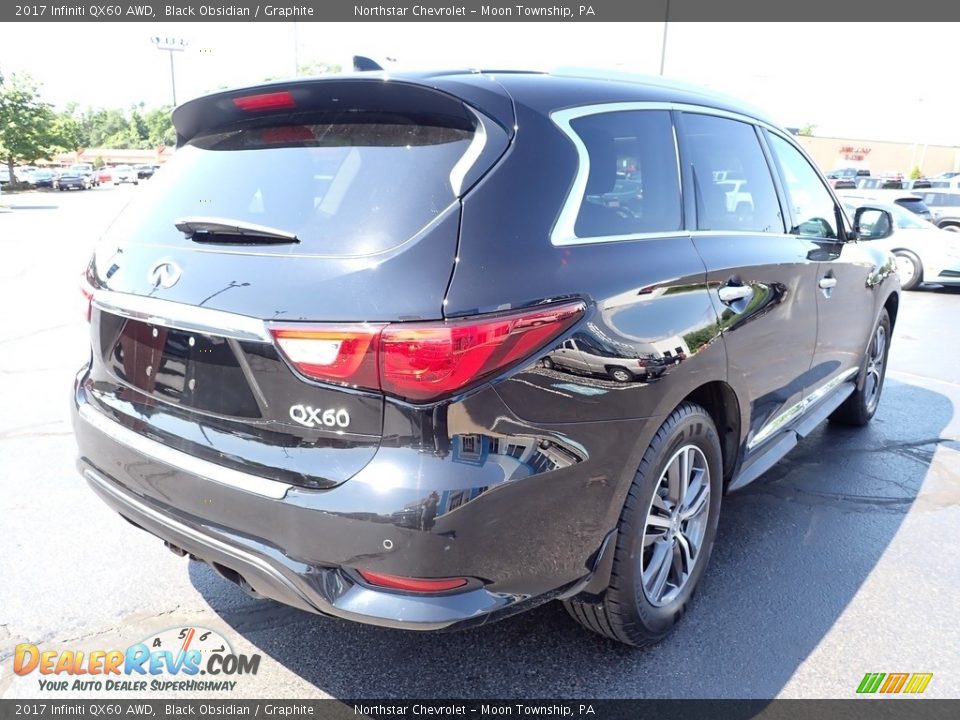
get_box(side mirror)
[853,207,893,240]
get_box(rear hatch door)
[82,78,512,489]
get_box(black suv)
[73,71,899,646]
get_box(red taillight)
[232,91,296,112]
[270,325,382,389]
[270,301,584,402]
[357,570,468,593]
[80,274,93,323]
[380,302,584,401]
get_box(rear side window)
[767,133,839,239]
[102,113,475,256]
[681,113,783,234]
[568,110,682,238]
[920,192,960,207]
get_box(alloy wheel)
[640,444,711,607]
[894,255,916,286]
[864,324,887,413]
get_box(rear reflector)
[232,91,296,112]
[357,570,469,593]
[270,301,584,402]
[80,274,93,323]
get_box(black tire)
[563,402,723,646]
[893,250,923,291]
[830,309,891,426]
[541,357,555,370]
[608,366,633,383]
[941,224,960,233]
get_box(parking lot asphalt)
[1,187,959,700]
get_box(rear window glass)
[896,198,931,214]
[102,114,475,256]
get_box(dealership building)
[795,134,960,177]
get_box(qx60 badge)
[290,405,351,429]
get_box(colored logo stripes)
[857,672,933,694]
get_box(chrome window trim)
[79,403,292,499]
[92,290,271,343]
[747,367,858,450]
[549,101,783,247]
[449,106,487,196]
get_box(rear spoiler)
[170,76,514,197]
[172,76,513,144]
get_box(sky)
[1,21,958,146]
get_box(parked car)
[74,71,900,647]
[830,177,857,189]
[842,199,960,290]
[112,165,139,185]
[837,189,934,223]
[135,164,156,179]
[70,163,99,187]
[15,165,37,181]
[927,176,960,190]
[55,168,91,191]
[902,179,932,190]
[97,168,113,184]
[856,176,905,190]
[913,189,960,232]
[0,167,9,184]
[27,169,56,188]
[827,167,869,180]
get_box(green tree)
[143,106,175,147]
[797,123,817,136]
[910,165,922,180]
[0,72,67,181]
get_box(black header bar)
[5,0,960,22]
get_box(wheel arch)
[681,381,741,486]
[883,290,900,331]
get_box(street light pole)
[151,36,188,106]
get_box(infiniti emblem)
[148,261,182,289]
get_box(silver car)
[843,200,960,290]
[912,189,960,232]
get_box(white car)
[838,189,935,223]
[112,165,139,186]
[843,200,960,290]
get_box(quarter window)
[568,110,682,238]
[681,113,783,234]
[767,133,840,239]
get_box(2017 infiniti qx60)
[73,70,899,646]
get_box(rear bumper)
[72,365,627,631]
[80,461,547,630]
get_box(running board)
[729,380,856,492]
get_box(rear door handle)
[718,285,752,303]
[819,276,837,289]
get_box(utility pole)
[659,0,670,75]
[293,22,300,77]
[151,36,188,106]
